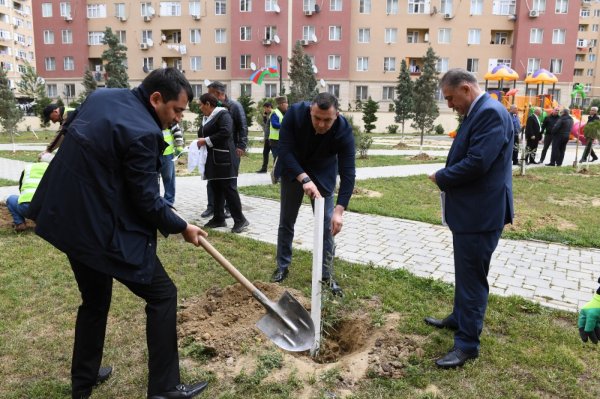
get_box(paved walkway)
[1,146,597,312]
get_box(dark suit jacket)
[552,113,574,136]
[198,108,237,180]
[525,114,542,141]
[435,93,514,233]
[28,87,187,284]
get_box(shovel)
[198,236,315,352]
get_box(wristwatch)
[301,176,312,184]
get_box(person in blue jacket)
[426,68,514,368]
[270,92,356,296]
[28,68,209,399]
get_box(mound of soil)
[411,153,433,161]
[393,142,410,149]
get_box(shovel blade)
[256,291,315,352]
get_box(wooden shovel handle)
[198,236,258,294]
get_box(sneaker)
[204,219,227,229]
[200,208,213,218]
[231,219,249,234]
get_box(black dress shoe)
[231,219,249,234]
[424,316,457,330]
[435,348,478,368]
[323,278,344,297]
[545,163,556,166]
[148,382,208,399]
[95,366,113,385]
[200,208,213,218]
[204,219,227,229]
[256,168,267,173]
[271,267,288,283]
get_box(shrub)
[386,124,399,134]
[435,124,445,135]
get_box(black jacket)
[198,109,237,180]
[552,113,575,136]
[541,113,559,136]
[29,87,186,284]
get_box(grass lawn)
[0,227,598,398]
[0,150,39,162]
[239,165,600,248]
[0,130,58,144]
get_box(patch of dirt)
[178,284,427,398]
[549,194,600,208]
[352,187,383,198]
[0,205,36,232]
[505,213,577,232]
[411,153,433,161]
[393,142,410,149]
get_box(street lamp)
[277,55,283,95]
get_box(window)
[87,4,107,18]
[63,56,74,70]
[143,57,154,71]
[328,55,341,70]
[330,0,342,11]
[581,9,590,17]
[215,28,226,43]
[265,26,277,40]
[441,0,453,14]
[532,0,546,12]
[115,3,125,18]
[579,24,587,32]
[240,26,251,41]
[549,58,562,73]
[408,0,429,14]
[497,58,511,67]
[328,84,340,98]
[470,0,483,15]
[265,0,277,11]
[358,28,370,43]
[467,58,479,72]
[142,30,153,44]
[215,56,227,70]
[494,32,508,44]
[386,0,398,14]
[552,29,565,44]
[303,0,316,12]
[141,3,154,17]
[240,0,251,12]
[88,32,105,45]
[191,84,203,98]
[160,2,181,16]
[240,83,251,97]
[265,55,277,67]
[555,0,568,13]
[593,24,599,32]
[492,0,515,15]
[329,26,341,41]
[43,30,54,44]
[468,29,480,45]
[64,83,76,98]
[215,0,226,15]
[577,38,586,47]
[45,57,56,71]
[265,83,277,97]
[384,57,396,72]
[190,29,201,43]
[47,84,57,97]
[437,58,449,73]
[189,1,201,16]
[438,28,451,44]
[382,86,395,101]
[587,68,594,76]
[591,39,598,47]
[60,2,71,17]
[384,28,397,44]
[357,57,368,71]
[62,30,72,44]
[574,69,583,76]
[190,56,202,71]
[595,9,600,17]
[359,0,371,13]
[590,54,597,62]
[527,58,540,74]
[41,3,52,17]
[240,54,251,69]
[407,31,419,43]
[356,86,368,100]
[576,54,585,61]
[117,30,126,43]
[530,28,543,44]
[303,26,316,41]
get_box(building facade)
[0,0,35,92]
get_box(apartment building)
[31,1,595,108]
[0,0,34,92]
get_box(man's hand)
[197,138,207,147]
[181,223,208,247]
[579,293,600,344]
[331,205,345,236]
[236,148,245,158]
[428,172,437,183]
[302,180,321,200]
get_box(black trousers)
[549,134,570,166]
[525,138,539,163]
[580,141,597,162]
[208,178,246,225]
[206,156,240,211]
[69,256,179,397]
[260,132,271,170]
[538,134,553,163]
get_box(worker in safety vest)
[269,96,288,184]
[6,158,51,232]
[160,123,184,205]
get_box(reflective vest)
[18,162,49,204]
[162,128,174,156]
[269,108,284,140]
[63,107,75,122]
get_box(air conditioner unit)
[192,14,201,20]
[64,15,73,21]
[304,10,313,16]
[140,43,149,50]
[529,10,538,17]
[300,39,310,46]
[444,13,452,19]
[118,16,127,22]
[144,15,152,22]
[262,39,271,45]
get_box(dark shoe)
[545,163,556,167]
[13,222,27,232]
[592,156,598,162]
[424,316,458,330]
[271,267,289,283]
[323,278,344,297]
[435,348,478,368]
[96,366,113,385]
[200,208,213,218]
[204,219,227,229]
[148,382,208,399]
[256,168,267,173]
[231,219,249,234]
[224,208,232,219]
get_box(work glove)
[578,277,600,344]
[174,146,184,157]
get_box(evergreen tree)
[237,94,255,127]
[411,47,440,151]
[101,27,129,88]
[287,41,317,104]
[394,59,414,138]
[0,68,24,146]
[16,61,50,123]
[362,97,379,133]
[82,68,98,98]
